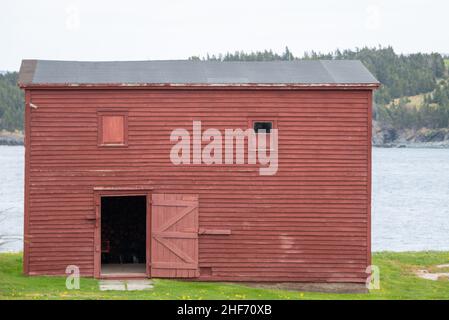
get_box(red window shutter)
[151,194,199,278]
[98,112,128,146]
[102,115,124,144]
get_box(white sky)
[1,0,448,71]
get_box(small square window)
[98,111,128,147]
[253,121,273,133]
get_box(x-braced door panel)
[151,194,199,278]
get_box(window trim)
[97,110,129,147]
[247,116,278,152]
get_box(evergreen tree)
[0,72,24,131]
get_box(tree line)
[192,46,449,132]
[191,46,446,105]
[1,47,448,132]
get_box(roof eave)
[18,82,381,90]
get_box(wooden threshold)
[100,273,149,280]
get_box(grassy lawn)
[0,252,448,300]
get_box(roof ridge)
[318,60,337,83]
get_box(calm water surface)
[0,146,23,252]
[0,146,448,252]
[372,148,449,251]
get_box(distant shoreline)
[1,134,449,148]
[374,143,449,149]
[1,131,449,148]
[0,131,24,146]
[1,141,448,149]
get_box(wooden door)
[151,194,199,278]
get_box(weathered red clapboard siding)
[24,88,371,282]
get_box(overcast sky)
[1,0,447,71]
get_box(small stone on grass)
[99,280,153,291]
[126,280,153,291]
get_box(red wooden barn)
[18,60,379,282]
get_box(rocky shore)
[372,122,449,148]
[0,131,23,146]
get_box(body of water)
[0,146,24,252]
[0,146,448,252]
[372,148,449,251]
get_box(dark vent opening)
[253,121,273,133]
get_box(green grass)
[444,59,449,68]
[0,252,448,300]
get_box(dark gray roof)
[18,59,379,86]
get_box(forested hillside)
[191,47,449,145]
[1,47,449,146]
[0,72,23,131]
[191,46,446,104]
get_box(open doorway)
[101,196,147,276]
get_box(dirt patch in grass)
[238,282,368,294]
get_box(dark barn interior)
[101,196,146,275]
